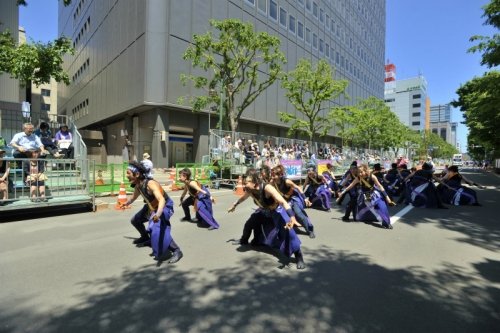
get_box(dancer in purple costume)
[121,161,183,264]
[271,164,315,238]
[437,165,483,206]
[405,162,448,209]
[338,164,396,229]
[322,163,341,199]
[303,169,331,211]
[228,168,306,269]
[179,168,219,230]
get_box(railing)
[0,158,93,210]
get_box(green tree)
[328,105,355,147]
[180,19,286,138]
[0,31,74,86]
[280,58,348,148]
[454,0,500,158]
[453,71,500,156]
[468,0,500,67]
[1,0,74,85]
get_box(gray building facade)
[58,0,386,166]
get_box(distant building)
[429,104,457,147]
[18,28,59,122]
[384,63,428,131]
[58,0,387,166]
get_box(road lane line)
[391,204,414,225]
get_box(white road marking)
[391,204,414,225]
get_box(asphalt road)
[1,168,499,333]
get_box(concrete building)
[58,0,386,166]
[0,1,20,104]
[384,63,428,132]
[429,104,457,147]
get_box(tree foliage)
[180,19,286,137]
[453,71,500,156]
[454,0,500,158]
[1,0,74,86]
[280,59,347,144]
[0,31,74,86]
[468,0,500,67]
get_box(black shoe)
[383,224,393,230]
[341,216,350,222]
[167,250,183,264]
[180,217,191,222]
[133,235,150,245]
[308,231,316,239]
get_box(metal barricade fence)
[0,157,93,208]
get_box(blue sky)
[19,0,497,152]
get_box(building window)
[432,128,438,134]
[412,112,421,117]
[305,27,311,44]
[245,0,255,6]
[319,38,324,53]
[325,42,330,58]
[385,98,395,103]
[326,14,330,30]
[269,0,278,20]
[320,8,324,23]
[257,0,266,13]
[412,103,421,108]
[413,94,421,99]
[313,2,318,18]
[306,0,312,12]
[289,15,296,34]
[298,0,304,6]
[279,7,287,27]
[41,89,51,97]
[412,121,421,126]
[312,33,318,49]
[297,21,304,39]
[41,103,51,111]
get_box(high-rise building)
[58,0,386,165]
[430,104,451,123]
[384,68,428,132]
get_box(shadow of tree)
[1,248,498,333]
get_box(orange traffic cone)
[234,175,245,196]
[115,182,130,210]
[170,167,180,191]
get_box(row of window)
[245,0,380,92]
[41,89,51,97]
[73,0,87,24]
[72,98,89,121]
[72,58,90,84]
[248,0,380,74]
[73,16,91,49]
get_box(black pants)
[181,196,195,219]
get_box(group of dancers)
[120,159,483,269]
